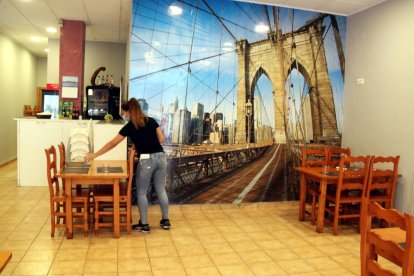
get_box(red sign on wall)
[46,83,59,90]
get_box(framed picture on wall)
[61,76,78,99]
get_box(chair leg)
[333,203,340,235]
[126,202,131,235]
[83,201,89,237]
[62,203,66,224]
[311,195,317,225]
[94,200,99,235]
[50,213,55,237]
[50,202,57,237]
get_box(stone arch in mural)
[247,67,274,143]
[235,18,339,144]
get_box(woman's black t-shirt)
[119,117,163,154]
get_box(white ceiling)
[0,0,387,58]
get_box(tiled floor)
[0,161,400,275]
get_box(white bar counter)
[15,118,126,186]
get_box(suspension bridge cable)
[263,5,271,29]
[176,0,259,38]
[201,0,237,41]
[184,0,200,110]
[129,35,233,81]
[234,2,259,26]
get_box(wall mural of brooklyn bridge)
[129,0,346,204]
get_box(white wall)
[47,39,126,93]
[0,33,37,165]
[84,41,126,91]
[36,57,47,87]
[342,0,414,213]
[47,39,60,84]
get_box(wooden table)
[57,160,128,239]
[0,251,12,273]
[295,166,365,233]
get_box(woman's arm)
[84,134,125,161]
[156,127,165,144]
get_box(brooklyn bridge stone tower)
[235,16,339,144]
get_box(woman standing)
[85,98,170,233]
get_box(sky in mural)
[129,0,346,137]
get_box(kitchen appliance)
[41,89,59,118]
[85,85,120,120]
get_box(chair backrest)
[336,155,370,198]
[126,148,136,199]
[45,145,60,197]
[301,148,328,167]
[58,142,66,170]
[360,197,414,276]
[366,156,400,209]
[328,147,351,167]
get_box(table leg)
[299,173,307,221]
[113,179,120,238]
[316,179,327,233]
[65,179,73,239]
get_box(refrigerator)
[41,89,59,118]
[85,85,121,120]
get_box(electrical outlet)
[356,78,365,85]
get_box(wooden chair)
[328,147,351,167]
[301,147,328,224]
[93,148,136,235]
[325,155,370,235]
[45,145,90,237]
[360,197,414,275]
[0,252,12,273]
[366,156,400,210]
[58,142,67,170]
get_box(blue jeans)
[135,152,169,224]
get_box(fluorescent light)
[168,5,182,16]
[46,27,57,33]
[255,23,269,33]
[31,36,40,41]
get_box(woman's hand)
[84,152,95,162]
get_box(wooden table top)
[57,160,128,179]
[295,166,365,179]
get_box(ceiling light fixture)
[255,23,269,34]
[31,36,40,41]
[46,27,57,33]
[168,5,183,16]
